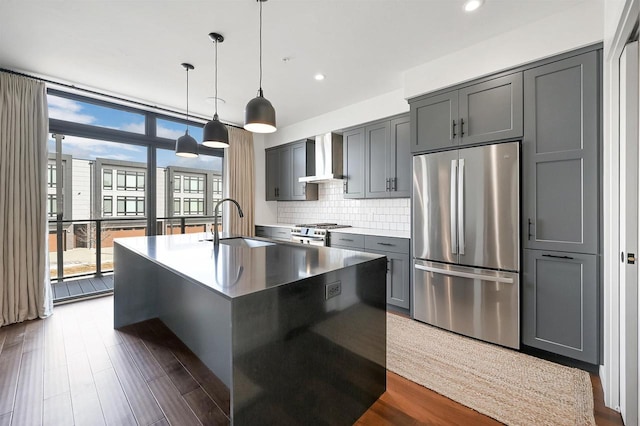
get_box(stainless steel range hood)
[298,133,344,183]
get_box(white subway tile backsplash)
[277,181,410,228]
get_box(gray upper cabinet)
[265,140,318,202]
[522,249,598,363]
[389,115,411,197]
[291,139,318,201]
[278,145,292,200]
[411,91,458,153]
[522,51,598,253]
[343,127,366,199]
[410,73,523,153]
[365,121,391,198]
[265,149,280,201]
[458,73,523,145]
[349,113,411,199]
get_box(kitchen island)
[113,233,387,425]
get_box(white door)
[619,40,640,426]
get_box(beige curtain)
[0,72,52,326]
[223,127,255,236]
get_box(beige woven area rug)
[388,314,595,426]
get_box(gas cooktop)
[294,223,352,230]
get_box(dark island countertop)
[114,233,384,299]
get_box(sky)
[47,95,222,172]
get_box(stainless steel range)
[290,223,352,246]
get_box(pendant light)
[244,0,276,133]
[202,32,229,148]
[175,63,199,158]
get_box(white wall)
[264,89,408,148]
[404,0,604,99]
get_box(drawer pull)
[340,238,354,242]
[541,254,574,260]
[377,242,394,246]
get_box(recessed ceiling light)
[314,73,325,81]
[463,0,484,12]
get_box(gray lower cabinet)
[522,249,598,363]
[410,72,523,153]
[328,232,410,310]
[265,139,318,201]
[523,51,599,254]
[347,113,410,199]
[254,225,291,242]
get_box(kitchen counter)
[331,227,410,239]
[113,233,381,299]
[256,223,411,239]
[113,234,387,425]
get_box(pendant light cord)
[259,0,263,94]
[185,66,190,133]
[214,37,219,118]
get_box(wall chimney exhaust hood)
[299,133,344,183]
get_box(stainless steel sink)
[219,238,275,248]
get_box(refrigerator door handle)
[414,264,514,284]
[450,160,458,254]
[457,158,465,255]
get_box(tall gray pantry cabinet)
[521,50,600,364]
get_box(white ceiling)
[0,0,588,129]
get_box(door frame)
[603,0,640,411]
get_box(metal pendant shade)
[244,0,277,133]
[175,63,199,157]
[202,113,229,148]
[202,32,229,148]
[175,130,199,158]
[245,88,276,133]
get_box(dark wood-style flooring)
[0,296,624,425]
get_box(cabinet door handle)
[460,118,465,137]
[386,178,390,191]
[542,254,574,260]
[527,218,533,241]
[343,180,348,193]
[303,183,306,196]
[392,177,397,191]
[452,120,457,138]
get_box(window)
[212,177,222,200]
[183,198,204,215]
[47,194,57,218]
[116,170,145,191]
[103,196,113,216]
[48,164,56,188]
[174,175,181,193]
[173,199,181,215]
[103,169,113,190]
[116,196,145,216]
[184,176,204,194]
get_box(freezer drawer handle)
[541,254,574,260]
[414,264,514,284]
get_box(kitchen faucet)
[213,198,244,248]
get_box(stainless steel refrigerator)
[412,141,520,349]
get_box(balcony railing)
[48,215,221,281]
